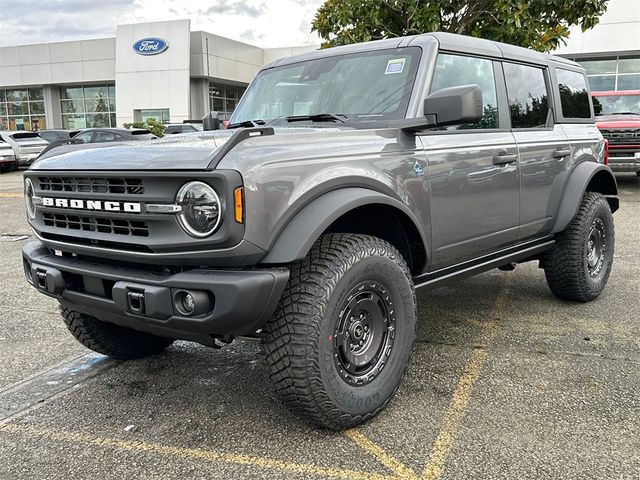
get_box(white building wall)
[190,32,265,84]
[554,0,640,57]
[115,19,191,126]
[0,38,115,87]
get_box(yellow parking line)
[346,429,418,479]
[0,193,23,198]
[421,281,510,480]
[0,423,396,480]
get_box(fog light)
[173,289,212,317]
[182,293,195,314]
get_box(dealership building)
[0,0,638,132]
[0,19,315,131]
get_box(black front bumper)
[22,241,289,345]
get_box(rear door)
[421,53,520,270]
[502,62,571,240]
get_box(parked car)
[0,139,18,173]
[38,128,157,158]
[592,90,640,176]
[164,123,202,134]
[0,131,49,168]
[38,129,80,143]
[22,32,618,430]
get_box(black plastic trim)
[207,127,274,168]
[22,241,289,342]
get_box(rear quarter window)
[556,69,591,119]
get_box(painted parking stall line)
[0,353,116,424]
[421,281,511,480]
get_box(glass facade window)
[134,109,170,123]
[0,88,46,131]
[574,56,640,92]
[60,84,116,129]
[209,83,246,120]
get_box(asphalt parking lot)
[0,169,638,479]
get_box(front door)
[422,53,520,270]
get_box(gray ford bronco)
[22,33,618,429]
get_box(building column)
[189,78,209,120]
[43,85,61,129]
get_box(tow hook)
[126,291,146,315]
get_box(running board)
[413,239,555,290]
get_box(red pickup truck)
[592,90,640,176]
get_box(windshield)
[593,94,640,115]
[10,132,43,143]
[231,47,421,125]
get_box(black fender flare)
[260,187,429,265]
[551,162,618,234]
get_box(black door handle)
[552,149,571,158]
[493,153,518,165]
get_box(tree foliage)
[312,0,609,52]
[123,118,166,137]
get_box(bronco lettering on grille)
[41,197,142,213]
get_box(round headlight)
[176,181,222,237]
[24,178,36,220]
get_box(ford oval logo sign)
[132,38,169,56]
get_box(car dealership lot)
[0,169,638,479]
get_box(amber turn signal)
[234,187,244,223]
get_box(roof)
[265,32,580,70]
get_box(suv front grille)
[43,213,149,237]
[600,129,640,145]
[39,176,144,194]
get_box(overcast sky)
[0,0,325,48]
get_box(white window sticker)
[385,58,406,74]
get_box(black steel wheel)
[544,192,615,302]
[333,281,396,386]
[263,233,416,430]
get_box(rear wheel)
[60,305,174,359]
[263,233,416,430]
[543,192,614,302]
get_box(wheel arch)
[260,187,429,275]
[551,162,619,234]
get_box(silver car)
[0,131,49,167]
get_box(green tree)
[123,118,166,137]
[312,0,609,52]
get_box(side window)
[94,131,119,142]
[556,69,591,119]
[503,63,550,128]
[74,132,93,143]
[430,53,499,129]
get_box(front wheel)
[543,192,615,302]
[263,234,416,430]
[60,305,174,360]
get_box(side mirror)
[424,84,483,126]
[203,111,221,131]
[399,84,483,133]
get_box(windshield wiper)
[227,119,266,129]
[607,112,640,115]
[285,113,348,124]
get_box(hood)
[595,115,640,129]
[29,127,339,171]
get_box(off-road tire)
[544,192,614,302]
[262,233,416,430]
[60,305,174,359]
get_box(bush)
[123,118,166,137]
